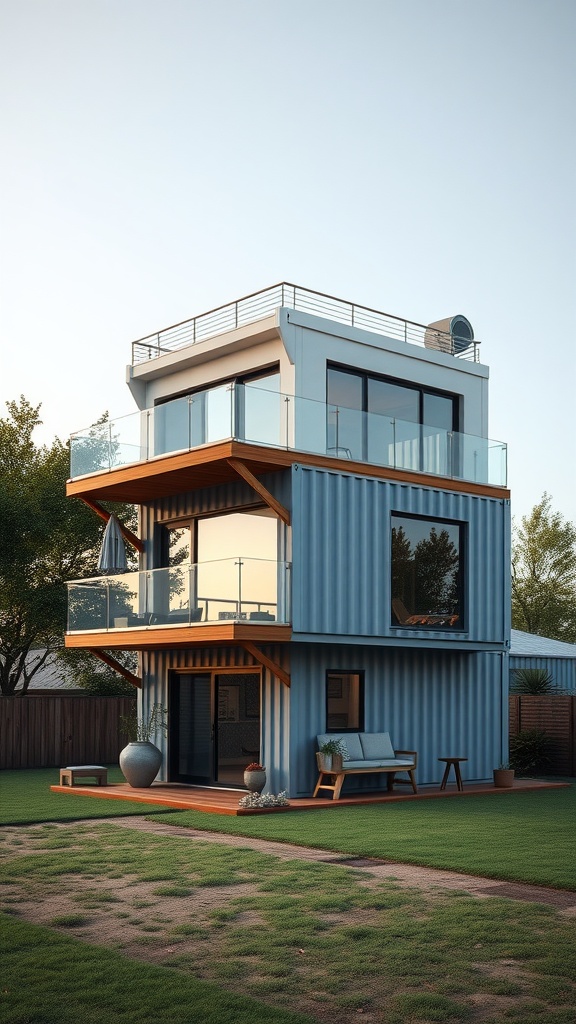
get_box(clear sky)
[1,0,574,526]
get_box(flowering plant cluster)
[245,762,265,771]
[238,790,289,809]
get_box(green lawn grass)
[2,821,576,1024]
[2,770,575,889]
[0,768,179,825]
[1,914,313,1024]
[155,782,576,891]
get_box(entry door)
[170,672,261,786]
[170,673,213,784]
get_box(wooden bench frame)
[313,750,418,801]
[59,767,108,787]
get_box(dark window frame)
[390,512,465,631]
[325,670,365,733]
[327,362,459,432]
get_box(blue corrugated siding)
[289,643,507,796]
[510,656,576,693]
[292,465,510,644]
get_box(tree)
[0,397,137,695]
[512,493,576,643]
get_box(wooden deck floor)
[50,777,569,816]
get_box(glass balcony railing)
[67,558,291,632]
[70,381,507,488]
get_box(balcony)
[67,558,291,642]
[70,381,507,490]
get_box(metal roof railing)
[131,283,481,365]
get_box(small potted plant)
[493,762,515,788]
[244,762,266,793]
[119,704,168,788]
[317,738,348,772]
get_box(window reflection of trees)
[392,519,461,620]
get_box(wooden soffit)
[66,439,510,505]
[65,622,292,652]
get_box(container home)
[65,284,511,796]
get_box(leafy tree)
[58,649,137,697]
[0,397,137,695]
[511,494,576,643]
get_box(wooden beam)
[227,458,291,525]
[241,641,290,688]
[89,650,142,689]
[80,497,144,553]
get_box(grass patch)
[4,820,576,1021]
[155,782,576,890]
[1,913,312,1024]
[0,768,182,825]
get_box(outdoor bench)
[314,731,417,800]
[59,765,108,787]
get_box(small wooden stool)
[59,766,108,787]
[438,757,467,792]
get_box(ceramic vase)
[120,741,162,788]
[243,768,266,793]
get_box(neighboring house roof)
[25,653,81,693]
[510,629,576,659]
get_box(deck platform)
[49,777,569,816]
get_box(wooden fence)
[509,695,576,776]
[0,696,137,770]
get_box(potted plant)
[493,762,515,788]
[119,704,168,788]
[317,738,348,772]
[243,762,266,793]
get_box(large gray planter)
[120,741,162,788]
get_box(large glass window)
[391,514,463,629]
[196,509,278,621]
[326,672,364,731]
[327,365,457,473]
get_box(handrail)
[131,282,481,365]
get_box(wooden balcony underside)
[65,622,292,651]
[67,439,510,504]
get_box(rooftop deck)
[131,282,482,365]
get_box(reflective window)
[326,672,364,731]
[391,514,463,629]
[327,364,457,472]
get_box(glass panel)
[217,673,260,785]
[326,673,363,731]
[243,379,284,446]
[154,396,190,456]
[166,525,191,567]
[368,378,419,421]
[175,675,213,781]
[391,515,462,628]
[327,369,364,459]
[206,384,233,442]
[423,392,454,431]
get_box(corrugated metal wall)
[141,472,292,558]
[292,465,510,644]
[289,644,507,796]
[509,656,576,693]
